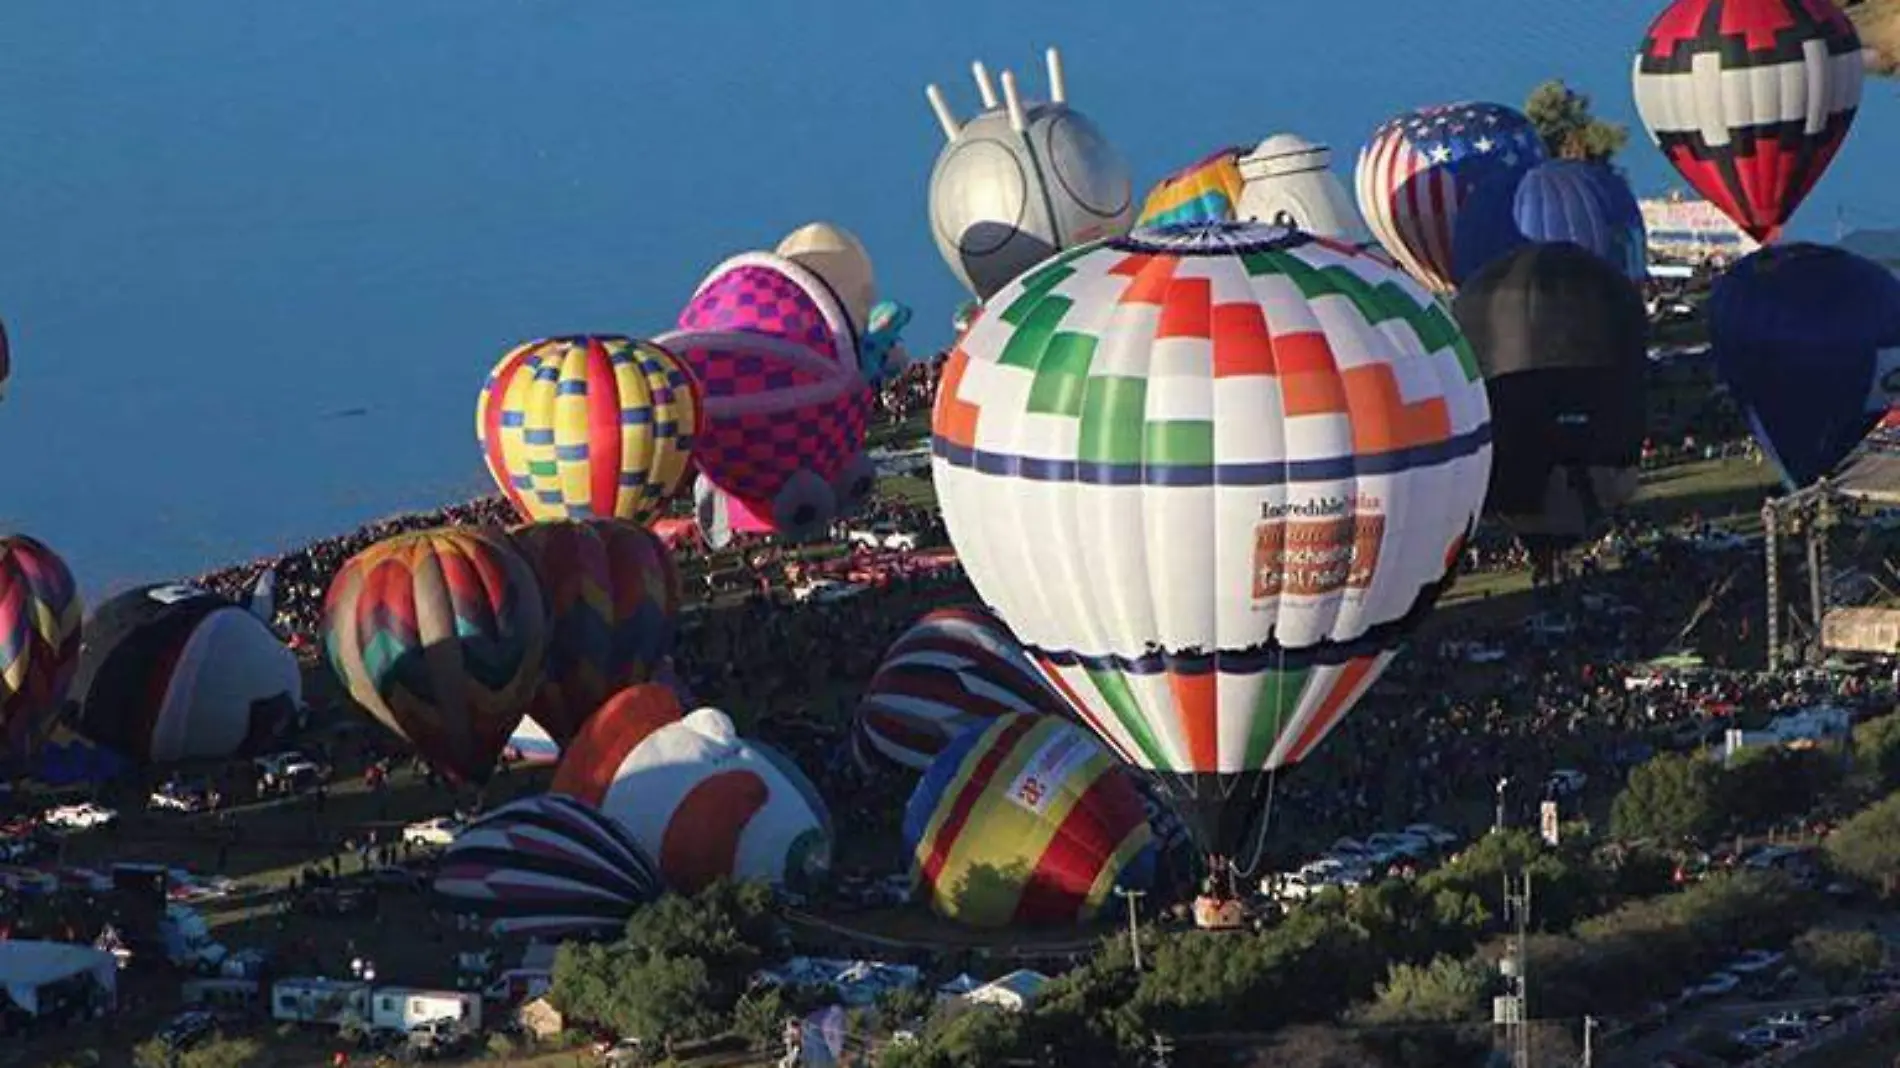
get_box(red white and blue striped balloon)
[1355,102,1547,293]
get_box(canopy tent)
[0,941,116,1015]
[1825,407,1900,506]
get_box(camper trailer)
[368,986,482,1035]
[270,977,371,1027]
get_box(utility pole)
[1149,1032,1174,1068]
[1494,776,1511,833]
[1494,871,1533,1068]
[1115,886,1147,972]
[1582,1014,1597,1068]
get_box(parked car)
[1681,971,1741,1003]
[845,524,921,552]
[42,803,117,831]
[1403,823,1460,848]
[1363,831,1432,862]
[403,817,463,847]
[159,1009,217,1051]
[1726,949,1785,976]
[150,779,215,813]
[791,579,868,605]
[1544,769,1588,798]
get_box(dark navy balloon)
[1711,244,1900,489]
[1453,161,1646,285]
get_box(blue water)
[0,0,1894,595]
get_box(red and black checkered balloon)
[1632,0,1864,243]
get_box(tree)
[1852,713,1900,795]
[1611,753,1723,845]
[1793,927,1885,994]
[1243,1025,1381,1067]
[1525,80,1630,161]
[883,1007,1029,1068]
[874,984,938,1033]
[1719,746,1842,833]
[132,1036,266,1068]
[1847,0,1900,77]
[1356,955,1491,1026]
[1826,792,1900,895]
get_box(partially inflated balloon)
[1453,243,1648,547]
[1138,148,1245,227]
[1355,102,1546,293]
[932,222,1491,860]
[1633,0,1863,243]
[1710,243,1900,488]
[0,536,81,759]
[508,519,680,747]
[477,336,700,524]
[1452,161,1648,285]
[323,528,547,784]
[905,715,1154,927]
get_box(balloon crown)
[1121,219,1312,255]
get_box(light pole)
[1495,776,1511,833]
[1115,886,1147,971]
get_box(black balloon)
[1452,242,1647,548]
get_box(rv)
[160,905,228,973]
[369,987,482,1035]
[270,977,371,1027]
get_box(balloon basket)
[1192,895,1246,930]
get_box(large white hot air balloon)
[930,221,1491,882]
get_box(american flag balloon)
[1632,0,1863,243]
[1355,102,1547,294]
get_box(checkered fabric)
[678,264,840,364]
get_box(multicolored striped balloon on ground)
[508,519,681,747]
[432,794,663,940]
[553,687,833,894]
[905,715,1154,927]
[477,336,701,524]
[322,528,547,784]
[0,535,81,760]
[930,222,1491,861]
[1138,147,1245,228]
[852,606,1061,773]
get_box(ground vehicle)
[1545,769,1588,798]
[1404,823,1460,848]
[162,905,230,973]
[846,523,921,552]
[1363,832,1431,862]
[43,803,117,830]
[160,1008,217,1050]
[402,817,463,847]
[271,978,371,1027]
[791,579,867,605]
[150,779,214,813]
[599,1038,646,1066]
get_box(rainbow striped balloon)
[323,528,547,784]
[508,519,681,747]
[1138,147,1245,228]
[477,336,701,524]
[0,535,82,760]
[905,715,1154,928]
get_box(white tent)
[0,941,116,1015]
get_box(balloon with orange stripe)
[930,220,1491,869]
[904,715,1154,927]
[551,686,832,895]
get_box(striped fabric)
[1138,148,1246,227]
[322,528,547,785]
[0,535,80,760]
[1633,0,1863,243]
[1355,102,1545,294]
[433,795,662,940]
[852,606,1061,773]
[930,221,1490,781]
[476,336,700,525]
[904,715,1153,927]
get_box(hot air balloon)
[905,715,1154,927]
[1452,161,1648,285]
[322,528,547,784]
[1452,243,1648,552]
[477,336,701,524]
[1710,242,1900,488]
[652,230,883,543]
[71,585,300,763]
[432,794,663,940]
[924,48,1136,301]
[1632,0,1863,244]
[1233,134,1374,245]
[1355,102,1547,293]
[851,606,1062,774]
[552,686,833,894]
[1138,148,1246,228]
[507,519,680,747]
[930,221,1491,891]
[0,535,81,760]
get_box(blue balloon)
[1711,243,1900,489]
[1452,161,1647,285]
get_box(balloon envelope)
[1355,102,1546,293]
[930,221,1491,858]
[1452,161,1647,285]
[73,584,300,763]
[1138,148,1246,227]
[322,528,547,784]
[1452,242,1648,545]
[477,336,701,525]
[1632,0,1863,242]
[904,715,1154,927]
[1710,242,1900,488]
[507,519,680,747]
[0,535,81,760]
